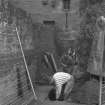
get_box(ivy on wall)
[78,0,105,71]
[79,0,103,16]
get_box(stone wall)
[0,0,36,105]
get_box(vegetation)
[78,0,105,71]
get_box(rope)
[15,27,37,100]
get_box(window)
[62,0,71,10]
[43,20,55,25]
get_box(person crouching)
[49,72,74,101]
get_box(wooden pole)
[16,27,37,100]
[97,16,105,105]
[99,75,103,105]
[98,31,104,105]
[65,11,68,31]
[94,16,105,105]
[50,53,58,72]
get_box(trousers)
[57,77,74,100]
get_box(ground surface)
[28,85,85,105]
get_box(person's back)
[53,72,72,86]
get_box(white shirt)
[52,72,73,99]
[53,72,71,86]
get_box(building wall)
[11,0,81,31]
[0,1,36,105]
